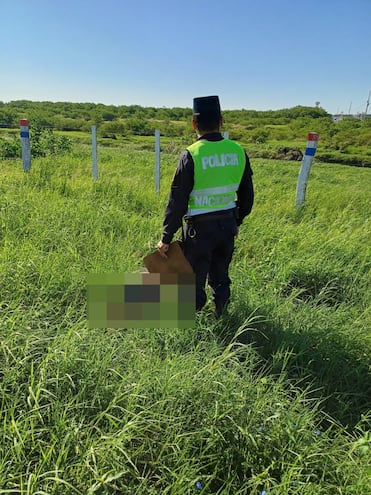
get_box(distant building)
[332,113,371,122]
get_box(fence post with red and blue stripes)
[20,119,31,172]
[296,132,319,207]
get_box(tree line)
[1,100,370,166]
[0,100,329,132]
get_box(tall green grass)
[0,145,370,494]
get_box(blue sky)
[1,0,370,114]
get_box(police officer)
[157,95,254,316]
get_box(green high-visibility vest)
[186,138,246,216]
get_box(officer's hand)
[157,241,169,259]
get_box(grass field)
[0,141,370,494]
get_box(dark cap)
[193,95,221,116]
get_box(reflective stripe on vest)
[186,139,245,216]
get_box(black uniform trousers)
[183,212,238,314]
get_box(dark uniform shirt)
[162,132,254,244]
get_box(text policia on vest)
[201,152,238,170]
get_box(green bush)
[98,121,128,138]
[249,128,270,144]
[0,136,21,159]
[30,125,72,157]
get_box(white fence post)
[92,125,98,181]
[296,132,319,208]
[155,129,160,193]
[20,119,31,172]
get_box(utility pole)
[364,90,370,119]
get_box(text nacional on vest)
[193,192,235,207]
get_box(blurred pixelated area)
[87,273,195,328]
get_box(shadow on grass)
[215,301,371,429]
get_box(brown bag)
[143,241,193,274]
